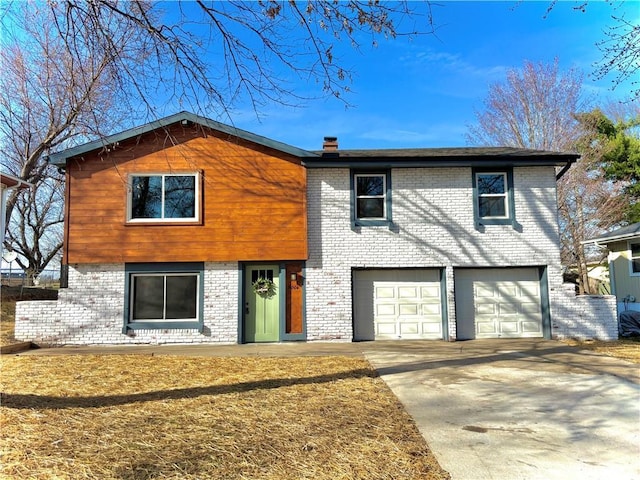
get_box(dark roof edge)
[48,111,318,166]
[302,155,578,169]
[582,222,640,245]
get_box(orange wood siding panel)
[64,124,308,264]
[285,262,304,334]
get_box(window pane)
[631,244,640,257]
[479,197,506,218]
[132,276,164,320]
[477,174,505,194]
[165,275,198,319]
[357,198,384,218]
[164,176,195,218]
[357,176,384,196]
[633,259,640,274]
[132,176,162,218]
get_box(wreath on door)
[252,277,277,299]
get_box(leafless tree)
[0,0,434,281]
[465,59,631,294]
[465,59,587,150]
[594,6,640,100]
[557,146,627,294]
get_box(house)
[583,223,640,314]
[14,112,619,344]
[1,172,32,255]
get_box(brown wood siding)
[285,262,304,334]
[64,123,308,264]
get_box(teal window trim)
[350,169,393,228]
[237,263,244,343]
[123,262,204,333]
[440,268,449,341]
[539,266,552,339]
[472,167,516,228]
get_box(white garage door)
[353,269,443,340]
[455,268,544,340]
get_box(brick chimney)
[322,136,338,151]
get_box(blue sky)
[230,1,639,151]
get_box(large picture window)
[131,274,198,321]
[128,173,199,223]
[123,263,204,332]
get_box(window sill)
[125,219,203,227]
[123,321,203,332]
[354,219,392,227]
[477,217,512,226]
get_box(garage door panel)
[399,322,419,335]
[477,303,496,315]
[421,286,440,297]
[422,304,441,315]
[353,270,444,340]
[376,287,395,298]
[476,285,495,297]
[399,304,419,315]
[399,286,418,298]
[499,304,518,315]
[455,268,544,340]
[500,322,519,334]
[477,320,497,334]
[376,304,395,316]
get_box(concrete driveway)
[364,339,640,480]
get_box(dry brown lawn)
[562,338,640,363]
[0,355,450,480]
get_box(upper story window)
[472,168,515,227]
[128,173,200,223]
[631,242,640,275]
[476,172,508,218]
[351,171,392,227]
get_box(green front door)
[245,265,280,342]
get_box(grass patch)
[562,337,640,363]
[0,355,450,480]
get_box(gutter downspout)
[556,159,575,180]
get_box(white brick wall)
[306,166,615,341]
[15,262,239,345]
[552,284,618,340]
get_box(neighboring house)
[15,112,618,344]
[1,172,32,255]
[583,223,640,314]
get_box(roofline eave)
[47,111,318,166]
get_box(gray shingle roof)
[583,223,640,244]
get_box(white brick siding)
[15,262,239,345]
[551,284,618,340]
[306,166,616,341]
